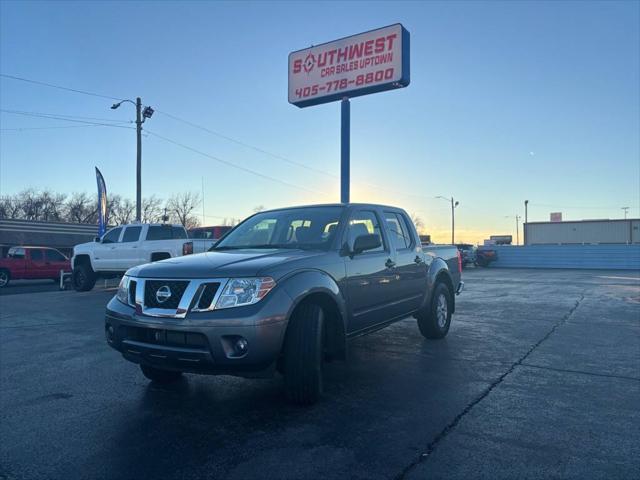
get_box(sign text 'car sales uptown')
[288,24,410,107]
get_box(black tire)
[0,269,10,288]
[283,303,325,405]
[140,364,183,384]
[72,264,96,292]
[417,283,453,339]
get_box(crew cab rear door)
[26,248,48,279]
[383,210,427,313]
[116,225,143,268]
[343,208,397,333]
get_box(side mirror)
[94,236,101,243]
[352,234,381,255]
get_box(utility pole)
[524,200,529,245]
[436,196,459,244]
[111,97,154,222]
[135,98,142,222]
[516,214,521,245]
[622,207,629,219]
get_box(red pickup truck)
[0,246,71,288]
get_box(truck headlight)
[215,277,276,309]
[116,275,130,305]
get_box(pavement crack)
[520,363,640,382]
[394,293,585,480]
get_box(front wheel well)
[151,252,171,262]
[282,292,346,363]
[73,254,92,271]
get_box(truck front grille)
[120,325,208,348]
[144,280,189,309]
[197,282,220,310]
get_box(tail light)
[183,242,193,256]
[457,250,462,273]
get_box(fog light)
[235,338,248,355]
[105,324,115,343]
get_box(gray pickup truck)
[105,204,463,404]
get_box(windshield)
[213,206,343,251]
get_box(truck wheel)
[283,303,325,405]
[417,283,452,339]
[0,269,10,288]
[140,364,183,384]
[73,264,96,292]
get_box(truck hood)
[73,241,94,254]
[127,249,325,279]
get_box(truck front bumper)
[104,289,291,378]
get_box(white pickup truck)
[71,223,210,291]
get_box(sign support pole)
[341,98,350,203]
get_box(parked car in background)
[476,248,498,267]
[187,225,233,252]
[105,203,464,405]
[455,243,477,268]
[0,246,70,287]
[71,223,195,292]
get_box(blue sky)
[1,0,638,243]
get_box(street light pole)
[516,215,521,245]
[622,207,629,219]
[436,195,459,244]
[111,97,153,222]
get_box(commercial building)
[0,219,97,257]
[524,219,639,245]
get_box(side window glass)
[172,227,187,239]
[122,226,142,243]
[347,210,384,253]
[9,248,25,259]
[384,212,412,250]
[102,228,122,244]
[30,249,44,261]
[146,226,172,240]
[45,250,66,261]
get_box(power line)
[144,129,328,196]
[1,124,129,132]
[0,108,130,123]
[0,109,133,128]
[0,73,123,101]
[156,110,336,178]
[157,109,438,201]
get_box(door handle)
[385,259,396,269]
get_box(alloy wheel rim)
[437,293,448,328]
[0,272,7,286]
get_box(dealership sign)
[288,24,410,108]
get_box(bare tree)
[40,191,67,221]
[0,196,22,219]
[110,196,135,225]
[167,192,201,228]
[141,196,163,223]
[66,192,96,223]
[253,205,265,213]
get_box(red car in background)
[0,246,71,288]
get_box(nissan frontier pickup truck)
[105,204,463,405]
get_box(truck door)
[45,249,69,279]
[27,248,48,279]
[116,226,143,269]
[344,209,397,333]
[383,211,428,314]
[98,227,123,270]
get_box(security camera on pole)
[110,97,154,221]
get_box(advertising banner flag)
[95,167,107,236]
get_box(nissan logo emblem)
[155,285,172,304]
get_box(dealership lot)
[0,268,638,479]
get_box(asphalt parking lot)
[1,268,638,479]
